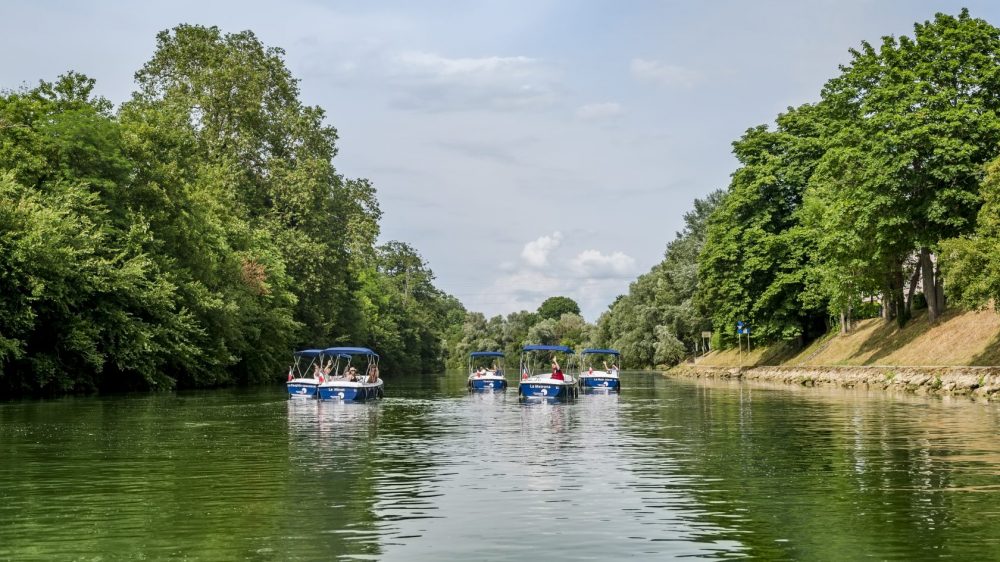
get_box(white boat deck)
[521,374,576,385]
[468,371,505,381]
[579,370,619,379]
[319,378,383,389]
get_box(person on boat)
[312,363,322,379]
[367,363,379,383]
[322,359,333,376]
[551,357,565,381]
[346,367,358,382]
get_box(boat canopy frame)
[579,348,622,371]
[468,351,505,375]
[291,349,324,378]
[519,344,576,378]
[321,347,380,379]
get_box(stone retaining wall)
[667,365,1000,401]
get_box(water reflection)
[617,378,1000,560]
[2,375,1000,560]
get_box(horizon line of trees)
[0,25,464,395]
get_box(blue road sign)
[737,321,745,329]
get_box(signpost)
[736,322,744,370]
[736,322,750,371]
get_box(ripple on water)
[2,376,1000,559]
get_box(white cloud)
[395,51,537,77]
[388,50,558,111]
[470,268,632,322]
[521,231,563,267]
[575,102,623,120]
[570,250,636,278]
[630,58,699,88]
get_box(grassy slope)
[695,308,1000,368]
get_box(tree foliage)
[941,157,1000,309]
[696,9,1000,347]
[0,26,463,395]
[537,296,581,321]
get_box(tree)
[698,104,828,345]
[0,75,200,392]
[537,296,580,321]
[817,9,1000,323]
[0,26,469,395]
[940,157,1000,309]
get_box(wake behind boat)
[467,351,507,391]
[317,347,384,402]
[578,348,622,392]
[517,344,578,400]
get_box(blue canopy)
[522,344,575,353]
[293,349,324,358]
[322,347,379,357]
[581,348,621,356]
[470,351,505,358]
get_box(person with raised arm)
[550,357,565,381]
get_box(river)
[1,372,999,560]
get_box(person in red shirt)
[550,357,565,381]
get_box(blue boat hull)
[518,381,577,399]
[579,377,620,391]
[469,378,507,391]
[287,382,318,399]
[317,383,383,402]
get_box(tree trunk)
[892,262,908,328]
[905,265,921,317]
[840,310,847,335]
[934,259,946,314]
[919,247,938,323]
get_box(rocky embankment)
[668,365,1000,401]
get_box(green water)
[1,373,999,560]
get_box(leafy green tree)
[553,313,590,350]
[0,74,199,392]
[525,318,558,346]
[537,296,580,320]
[697,104,828,345]
[817,9,1000,323]
[0,26,468,394]
[121,25,354,368]
[941,157,1000,308]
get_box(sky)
[3,0,998,320]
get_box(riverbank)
[668,364,1000,401]
[669,307,1000,400]
[696,308,1000,369]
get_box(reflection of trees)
[285,399,384,558]
[620,378,1000,559]
[0,388,446,560]
[369,399,445,528]
[1,389,307,559]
